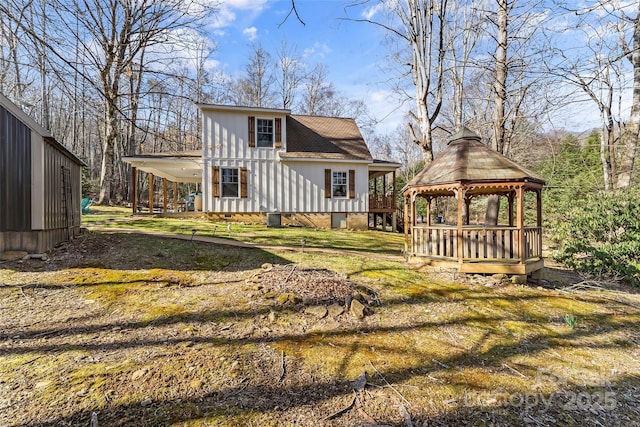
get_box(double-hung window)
[221,168,239,198]
[332,171,348,198]
[256,119,274,148]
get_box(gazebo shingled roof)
[405,127,544,190]
[402,127,545,277]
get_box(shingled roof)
[281,115,373,161]
[406,127,544,188]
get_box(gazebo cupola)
[403,127,545,276]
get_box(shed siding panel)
[0,105,32,231]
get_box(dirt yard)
[1,229,640,426]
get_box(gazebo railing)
[411,225,542,261]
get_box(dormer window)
[256,119,274,148]
[248,116,282,148]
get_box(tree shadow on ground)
[0,232,288,273]
[2,284,639,426]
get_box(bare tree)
[444,1,483,130]
[551,0,639,190]
[0,0,213,204]
[275,41,304,109]
[351,0,448,162]
[234,43,276,108]
[297,63,332,115]
[615,2,640,188]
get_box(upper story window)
[332,171,348,198]
[248,116,281,149]
[256,119,274,148]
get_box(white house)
[124,104,400,230]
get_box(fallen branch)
[282,264,297,287]
[225,377,249,397]
[431,358,450,369]
[398,403,414,427]
[502,363,526,378]
[323,391,356,420]
[369,360,410,406]
[20,287,32,306]
[278,350,286,382]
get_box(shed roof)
[280,115,373,162]
[406,127,544,189]
[0,92,84,166]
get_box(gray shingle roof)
[281,115,373,161]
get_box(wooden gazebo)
[403,128,545,276]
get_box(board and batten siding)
[1,94,83,252]
[0,104,31,231]
[201,110,368,214]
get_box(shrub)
[552,188,640,286]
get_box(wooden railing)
[369,195,395,211]
[411,225,542,261]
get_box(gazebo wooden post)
[148,173,154,213]
[404,194,410,254]
[464,196,472,225]
[537,188,543,255]
[392,170,397,232]
[508,192,515,227]
[173,182,178,211]
[456,186,465,265]
[516,185,525,264]
[426,196,432,227]
[131,167,137,215]
[163,178,168,212]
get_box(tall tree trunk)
[99,98,118,203]
[491,0,508,154]
[616,9,640,189]
[487,0,508,226]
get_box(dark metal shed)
[0,93,83,253]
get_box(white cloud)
[211,7,237,28]
[362,2,386,20]
[212,0,269,28]
[302,42,332,60]
[243,26,258,41]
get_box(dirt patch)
[248,264,379,307]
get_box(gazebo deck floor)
[409,255,543,275]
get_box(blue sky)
[203,0,630,136]
[207,0,405,134]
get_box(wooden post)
[163,178,168,212]
[426,196,432,227]
[508,192,515,227]
[537,188,543,258]
[173,182,178,211]
[392,170,397,231]
[517,185,525,263]
[456,186,465,265]
[536,189,542,227]
[148,173,154,213]
[132,167,137,215]
[464,196,472,225]
[403,194,410,255]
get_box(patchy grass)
[1,226,639,426]
[83,206,405,254]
